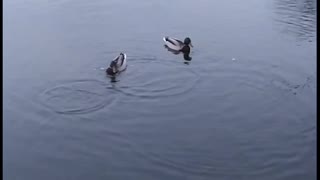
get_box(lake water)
[3,0,317,179]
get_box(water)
[3,0,316,179]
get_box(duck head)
[106,61,117,75]
[184,37,193,47]
[106,67,116,75]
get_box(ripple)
[125,134,259,177]
[206,60,315,98]
[38,79,115,114]
[111,60,200,98]
[273,0,316,41]
[123,116,316,178]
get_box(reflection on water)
[273,0,316,41]
[163,45,192,61]
[184,61,190,65]
[107,74,118,83]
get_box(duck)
[106,53,127,76]
[163,36,193,54]
[163,37,193,60]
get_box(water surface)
[4,0,316,179]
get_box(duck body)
[163,37,185,51]
[163,36,192,53]
[106,53,127,76]
[163,36,193,60]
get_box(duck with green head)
[163,36,193,60]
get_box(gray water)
[3,0,317,179]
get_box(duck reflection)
[164,44,192,61]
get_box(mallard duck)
[163,36,193,54]
[106,53,127,76]
[163,37,193,60]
